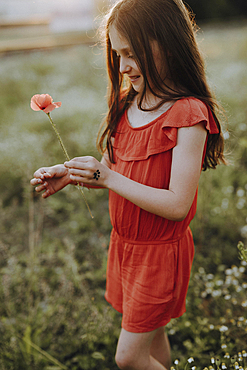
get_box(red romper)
[104,97,219,333]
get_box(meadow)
[0,20,247,369]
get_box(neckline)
[125,100,178,130]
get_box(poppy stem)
[47,113,70,161]
[46,113,94,219]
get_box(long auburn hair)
[97,0,225,170]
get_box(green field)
[0,20,247,369]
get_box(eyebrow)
[112,47,131,53]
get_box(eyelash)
[115,52,134,59]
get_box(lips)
[129,75,140,82]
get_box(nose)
[119,57,131,74]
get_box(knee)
[115,351,132,370]
[115,351,143,370]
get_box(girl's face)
[109,25,144,94]
[109,26,170,99]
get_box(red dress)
[104,97,219,333]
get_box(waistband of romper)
[112,227,190,245]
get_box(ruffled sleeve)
[113,97,219,161]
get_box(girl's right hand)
[30,164,74,198]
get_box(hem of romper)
[105,283,187,333]
[121,307,186,333]
[105,292,123,314]
[104,292,186,332]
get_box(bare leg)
[115,328,169,370]
[150,327,171,369]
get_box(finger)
[64,156,95,169]
[68,168,88,176]
[30,178,43,186]
[33,168,46,177]
[42,189,51,198]
[64,161,84,169]
[69,174,90,183]
[41,172,52,179]
[35,182,48,193]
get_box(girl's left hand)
[64,156,110,188]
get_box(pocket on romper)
[122,242,178,305]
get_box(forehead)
[108,25,131,52]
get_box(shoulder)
[163,97,219,134]
[175,97,207,110]
[170,97,208,123]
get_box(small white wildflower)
[198,267,205,274]
[207,274,214,280]
[225,269,233,275]
[216,279,224,286]
[239,266,245,273]
[221,344,227,349]
[209,324,214,330]
[224,294,231,300]
[212,290,221,297]
[185,321,191,327]
[225,276,233,285]
[237,188,245,197]
[219,325,228,332]
[222,363,227,369]
[242,351,247,358]
[192,367,196,370]
[188,357,194,363]
[224,353,230,359]
[237,198,246,209]
[211,358,215,364]
[174,359,179,365]
[242,283,247,289]
[241,300,247,307]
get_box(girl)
[31,0,225,369]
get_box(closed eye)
[112,48,134,59]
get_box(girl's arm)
[65,122,207,221]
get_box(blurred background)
[0,1,247,369]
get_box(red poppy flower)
[30,94,61,113]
